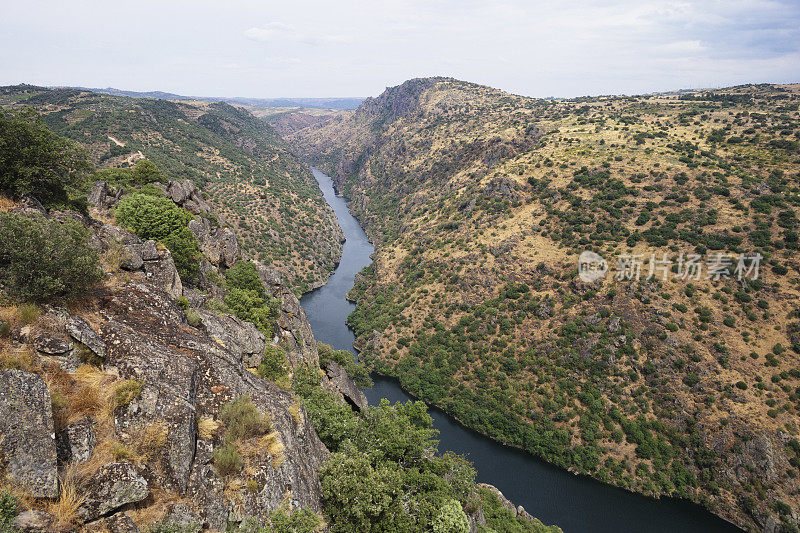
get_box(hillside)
[0,84,342,293]
[276,78,800,531]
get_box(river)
[299,167,741,533]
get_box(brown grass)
[197,416,219,440]
[0,195,20,212]
[47,466,85,531]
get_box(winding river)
[300,168,741,533]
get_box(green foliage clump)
[114,379,144,408]
[92,159,163,190]
[223,261,279,337]
[219,396,270,442]
[432,499,470,533]
[115,193,201,282]
[0,490,19,532]
[0,213,102,303]
[258,345,288,381]
[0,109,91,207]
[212,442,242,477]
[317,343,373,389]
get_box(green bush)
[219,396,269,442]
[258,345,288,381]
[432,499,470,533]
[223,261,279,337]
[115,193,200,282]
[212,442,242,477]
[0,109,91,206]
[0,490,19,532]
[0,213,102,303]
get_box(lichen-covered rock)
[88,181,122,209]
[142,245,183,298]
[198,310,265,368]
[89,513,140,533]
[56,416,96,464]
[188,218,240,268]
[77,462,149,522]
[0,369,58,498]
[65,315,106,360]
[33,334,72,355]
[324,361,367,411]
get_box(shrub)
[0,490,19,531]
[92,159,164,190]
[0,213,102,303]
[212,443,242,477]
[185,309,201,327]
[219,397,269,442]
[0,109,91,206]
[114,379,144,408]
[223,287,279,337]
[115,193,200,282]
[258,345,288,381]
[432,499,469,533]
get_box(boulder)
[167,180,212,215]
[77,462,149,522]
[188,219,240,268]
[56,416,96,464]
[0,370,58,498]
[34,334,72,355]
[324,361,367,411]
[88,181,122,209]
[91,513,140,533]
[198,311,265,368]
[120,246,144,271]
[65,316,106,361]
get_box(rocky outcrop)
[88,181,122,209]
[188,218,239,268]
[165,180,212,215]
[0,370,58,498]
[255,263,318,368]
[66,315,107,361]
[324,361,367,411]
[198,310,265,368]
[77,462,149,521]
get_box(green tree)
[0,212,102,303]
[432,499,470,533]
[0,109,91,205]
[115,193,200,282]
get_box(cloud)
[243,23,296,42]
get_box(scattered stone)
[34,335,72,355]
[12,510,57,532]
[0,370,58,498]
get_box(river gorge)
[300,168,741,533]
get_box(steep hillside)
[0,85,342,293]
[277,78,800,531]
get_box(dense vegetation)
[292,363,559,532]
[223,261,280,337]
[281,79,800,530]
[0,85,342,293]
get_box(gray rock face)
[65,316,107,360]
[0,370,58,498]
[91,513,140,533]
[199,311,265,368]
[56,417,96,464]
[97,279,329,523]
[188,218,240,268]
[88,181,122,209]
[34,334,72,355]
[324,361,367,411]
[78,462,149,521]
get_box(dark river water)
[300,168,741,533]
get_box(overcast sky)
[2,0,799,99]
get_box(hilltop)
[0,84,343,293]
[276,77,800,531]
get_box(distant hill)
[63,86,364,110]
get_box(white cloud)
[244,22,295,42]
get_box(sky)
[2,0,799,99]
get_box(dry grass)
[0,342,36,372]
[197,416,219,440]
[0,195,20,213]
[288,401,302,426]
[47,466,85,531]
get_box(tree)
[115,193,200,282]
[0,109,91,205]
[0,212,102,302]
